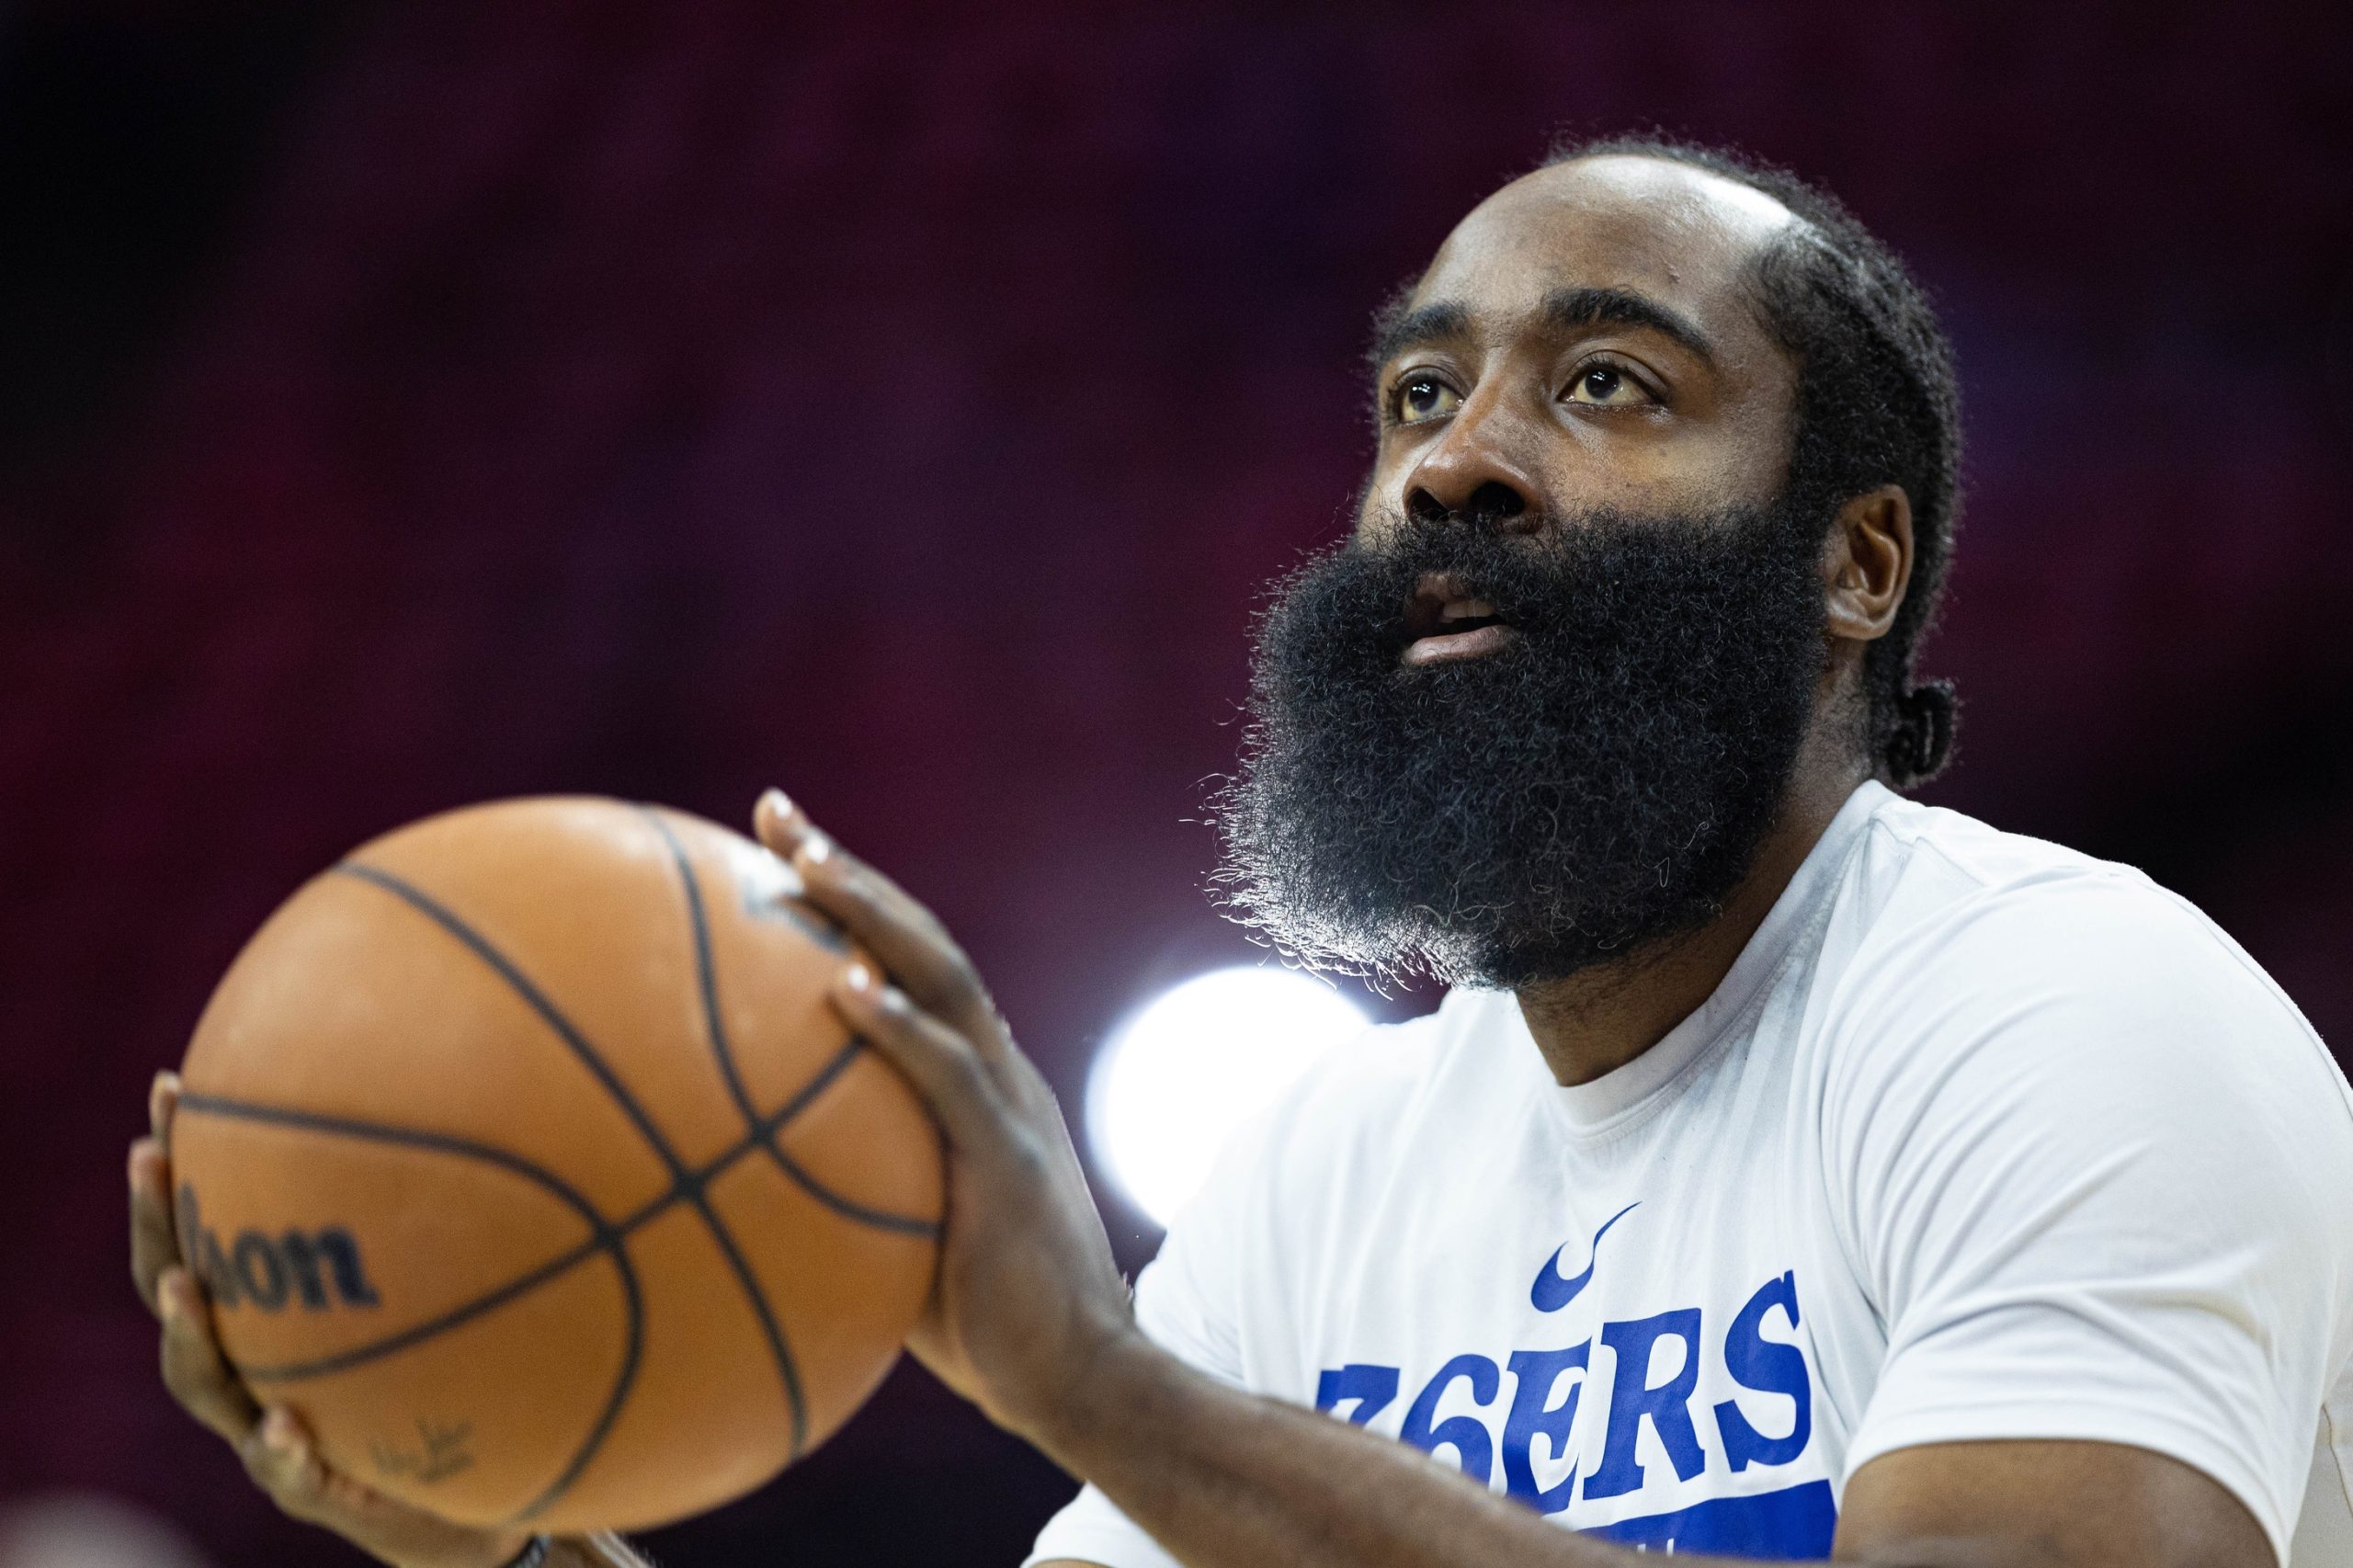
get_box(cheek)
[1530,443,1745,517]
[1352,508,1405,551]
[1546,401,1794,516]
[1353,460,1415,540]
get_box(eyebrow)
[1540,285,1718,366]
[1368,284,1719,372]
[1368,298,1472,372]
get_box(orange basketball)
[170,797,943,1533]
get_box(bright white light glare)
[1087,967,1369,1227]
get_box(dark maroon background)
[4,4,2349,1563]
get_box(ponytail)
[1881,678,1956,789]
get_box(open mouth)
[1402,572,1517,666]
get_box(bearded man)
[130,138,2353,1568]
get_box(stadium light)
[1086,966,1369,1228]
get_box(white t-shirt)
[1030,783,2353,1566]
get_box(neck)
[1514,755,1866,1088]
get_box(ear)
[1823,484,1913,642]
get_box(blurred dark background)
[3,2,2349,1562]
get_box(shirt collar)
[1529,779,1893,1135]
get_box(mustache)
[1312,503,1739,648]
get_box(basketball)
[168,798,944,1533]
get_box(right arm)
[767,800,2274,1568]
[129,1069,652,1568]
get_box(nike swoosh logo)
[1529,1201,1639,1312]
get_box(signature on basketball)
[370,1417,475,1484]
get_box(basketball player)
[129,139,2353,1566]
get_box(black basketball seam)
[334,860,813,1458]
[173,1091,649,1527]
[176,1091,633,1376]
[512,1253,643,1527]
[663,1176,809,1454]
[244,1233,608,1381]
[760,1142,941,1238]
[332,864,688,1175]
[754,1039,942,1237]
[178,1080,864,1381]
[638,807,942,1240]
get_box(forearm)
[1031,1335,1776,1568]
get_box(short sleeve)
[1830,877,2353,1564]
[1024,1104,1268,1568]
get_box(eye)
[1563,362,1654,408]
[1393,374,1462,425]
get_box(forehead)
[1406,155,1798,349]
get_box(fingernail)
[880,985,910,1015]
[797,833,832,867]
[844,962,873,993]
[759,787,793,821]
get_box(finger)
[158,1267,260,1445]
[150,1070,180,1152]
[756,790,986,1026]
[243,1405,335,1523]
[831,962,1006,1147]
[753,787,812,858]
[761,790,1013,1060]
[129,1138,181,1317]
[793,831,999,1043]
[760,789,983,1020]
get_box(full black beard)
[1211,500,1830,988]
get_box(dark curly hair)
[1544,134,1962,787]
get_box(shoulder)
[1836,793,2319,1051]
[1817,793,2353,1199]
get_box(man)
[128,138,2353,1566]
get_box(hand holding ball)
[170,799,942,1532]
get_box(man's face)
[1362,154,1802,564]
[1214,159,1841,986]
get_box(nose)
[1403,396,1541,534]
